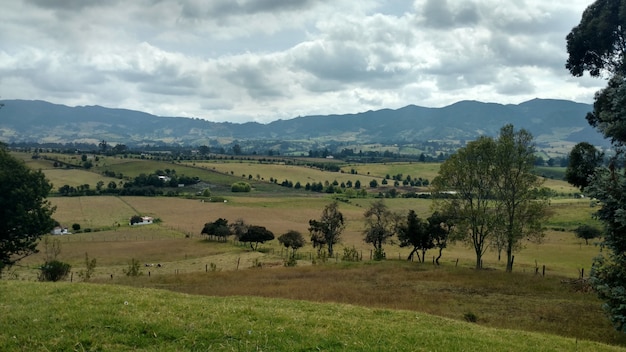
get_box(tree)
[0,145,56,274]
[565,142,604,190]
[574,224,602,245]
[129,215,143,225]
[432,136,498,269]
[278,230,305,256]
[586,75,626,145]
[492,125,550,272]
[566,0,626,77]
[308,201,345,257]
[363,199,398,260]
[397,210,430,262]
[201,218,231,241]
[238,225,274,251]
[428,211,454,265]
[567,1,626,332]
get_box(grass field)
[1,280,624,351]
[4,153,624,349]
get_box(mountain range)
[0,99,606,149]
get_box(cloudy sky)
[0,0,604,123]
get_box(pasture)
[5,152,624,349]
[3,281,624,351]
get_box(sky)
[0,0,606,123]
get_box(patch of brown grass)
[112,261,626,347]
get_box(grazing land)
[3,152,624,349]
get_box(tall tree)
[565,142,604,190]
[566,0,626,77]
[566,0,626,332]
[432,136,498,269]
[492,125,550,272]
[0,144,56,274]
[363,200,398,260]
[308,201,345,257]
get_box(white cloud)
[0,0,605,123]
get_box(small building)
[51,226,69,235]
[130,216,153,226]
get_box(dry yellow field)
[40,195,600,280]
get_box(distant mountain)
[0,98,606,148]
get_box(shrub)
[78,253,97,281]
[124,258,142,277]
[231,182,251,192]
[464,312,478,323]
[284,256,298,267]
[39,260,71,282]
[342,247,361,262]
[71,223,81,231]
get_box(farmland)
[3,152,625,350]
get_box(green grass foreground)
[0,281,623,351]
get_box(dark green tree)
[574,224,603,245]
[566,0,626,332]
[278,230,305,256]
[566,0,626,77]
[397,210,431,262]
[238,225,274,251]
[428,211,454,265]
[0,145,56,274]
[201,218,231,241]
[565,142,604,190]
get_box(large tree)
[308,201,345,257]
[492,125,550,272]
[566,0,626,332]
[566,0,626,78]
[432,136,499,269]
[0,145,56,274]
[432,126,548,270]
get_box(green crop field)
[4,152,625,350]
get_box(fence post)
[542,265,545,277]
[455,258,459,267]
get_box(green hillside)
[1,281,623,351]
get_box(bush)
[231,182,251,192]
[342,247,361,262]
[39,260,71,282]
[71,223,81,231]
[283,256,298,267]
[464,312,478,323]
[124,258,142,277]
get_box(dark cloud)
[180,0,319,20]
[222,60,287,99]
[26,0,110,10]
[419,0,479,28]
